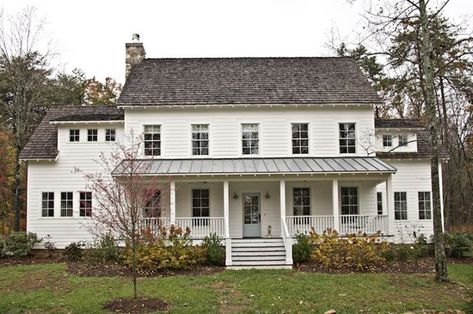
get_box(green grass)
[0,263,471,313]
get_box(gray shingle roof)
[20,106,123,160]
[112,157,396,176]
[375,119,425,129]
[117,57,381,106]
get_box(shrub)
[202,233,225,266]
[1,232,41,257]
[43,235,56,258]
[123,225,207,271]
[444,233,473,258]
[63,242,85,261]
[310,229,388,272]
[85,233,121,264]
[292,233,312,264]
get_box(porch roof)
[112,157,396,176]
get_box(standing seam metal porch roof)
[112,157,396,176]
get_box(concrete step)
[227,265,292,270]
[232,255,286,261]
[232,250,286,257]
[231,260,290,266]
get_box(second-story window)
[144,125,161,156]
[87,129,98,142]
[105,129,116,142]
[192,124,209,155]
[399,134,408,147]
[242,123,259,155]
[69,129,80,142]
[292,123,309,154]
[383,135,392,147]
[339,123,356,154]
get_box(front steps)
[227,238,292,269]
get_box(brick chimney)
[125,33,146,79]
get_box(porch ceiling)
[112,157,396,176]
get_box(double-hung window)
[399,135,408,147]
[61,192,73,217]
[418,191,432,220]
[192,189,210,226]
[144,125,161,156]
[143,190,161,218]
[192,124,209,156]
[339,123,356,154]
[293,188,310,216]
[377,192,383,215]
[79,192,92,217]
[292,123,309,154]
[242,124,259,155]
[341,187,359,215]
[383,135,392,147]
[394,192,407,220]
[42,192,54,217]
[87,129,98,142]
[105,129,116,142]
[69,129,80,142]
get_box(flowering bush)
[123,225,207,271]
[309,228,389,271]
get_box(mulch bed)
[296,256,473,274]
[66,261,224,277]
[103,297,168,313]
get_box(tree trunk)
[419,0,448,281]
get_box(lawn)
[0,263,471,313]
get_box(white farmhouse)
[20,35,447,267]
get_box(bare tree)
[76,135,167,299]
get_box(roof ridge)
[143,56,353,61]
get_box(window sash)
[143,190,161,218]
[105,129,116,142]
[293,188,310,216]
[87,129,98,142]
[61,192,73,217]
[399,135,408,146]
[341,187,358,215]
[242,124,259,155]
[144,125,161,156]
[339,123,356,154]
[394,192,407,220]
[69,129,80,142]
[418,191,432,220]
[383,135,392,147]
[42,192,54,217]
[192,189,210,222]
[377,192,383,215]
[292,123,309,154]
[192,124,209,155]
[79,192,92,217]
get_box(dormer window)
[399,135,408,147]
[69,129,80,142]
[382,135,392,147]
[87,129,98,142]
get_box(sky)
[1,0,472,84]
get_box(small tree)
[77,135,166,299]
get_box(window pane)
[242,124,259,155]
[192,189,210,218]
[144,125,161,156]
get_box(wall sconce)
[265,192,271,199]
[233,192,239,199]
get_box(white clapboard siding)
[124,106,375,158]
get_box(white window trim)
[292,186,312,216]
[190,123,211,158]
[394,191,408,220]
[241,122,261,157]
[338,122,357,156]
[339,185,360,215]
[69,129,80,143]
[418,191,432,220]
[290,122,310,156]
[143,124,162,158]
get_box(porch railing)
[140,217,225,238]
[339,215,389,235]
[285,215,334,236]
[174,217,225,238]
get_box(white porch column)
[386,175,394,236]
[170,180,176,225]
[438,161,445,232]
[223,180,232,266]
[280,179,286,236]
[332,179,339,231]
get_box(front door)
[242,193,261,237]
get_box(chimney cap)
[132,33,140,42]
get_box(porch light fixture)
[265,192,271,199]
[233,192,239,199]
